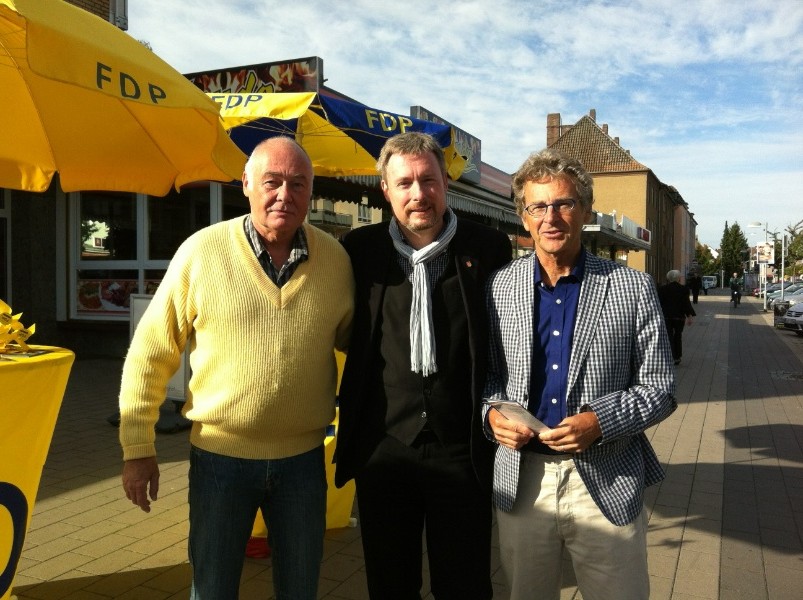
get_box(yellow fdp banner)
[0,347,74,599]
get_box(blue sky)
[128,0,802,249]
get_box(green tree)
[694,240,716,276]
[80,220,98,247]
[783,219,803,279]
[719,221,748,279]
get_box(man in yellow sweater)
[118,136,354,599]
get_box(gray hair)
[666,270,681,283]
[511,148,594,215]
[376,132,446,181]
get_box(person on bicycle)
[729,272,741,307]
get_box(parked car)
[767,284,803,307]
[702,275,717,290]
[783,303,803,336]
[758,281,793,298]
[771,287,803,309]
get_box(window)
[358,203,370,223]
[147,185,211,260]
[71,184,223,320]
[311,198,335,213]
[80,192,137,261]
[222,183,248,220]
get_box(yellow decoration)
[0,300,36,353]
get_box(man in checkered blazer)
[483,149,676,600]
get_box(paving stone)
[11,293,803,600]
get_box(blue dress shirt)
[529,249,586,428]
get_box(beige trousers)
[496,452,649,600]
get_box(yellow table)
[322,414,357,530]
[0,346,75,600]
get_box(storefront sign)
[757,241,774,264]
[187,56,324,94]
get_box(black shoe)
[674,359,681,365]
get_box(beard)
[402,207,442,233]
[405,218,436,232]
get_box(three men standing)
[120,132,675,600]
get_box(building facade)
[67,0,128,28]
[547,110,696,282]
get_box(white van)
[702,276,717,290]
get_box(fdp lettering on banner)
[365,110,413,133]
[208,94,263,110]
[0,482,28,597]
[96,62,167,104]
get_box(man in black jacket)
[729,272,742,307]
[335,132,511,599]
[687,272,702,303]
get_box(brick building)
[547,109,696,281]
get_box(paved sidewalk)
[9,291,803,599]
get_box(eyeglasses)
[523,199,576,218]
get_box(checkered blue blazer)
[483,252,677,526]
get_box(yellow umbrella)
[0,0,246,196]
[212,92,466,180]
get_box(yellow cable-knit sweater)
[119,218,354,461]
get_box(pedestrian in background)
[687,271,702,304]
[729,272,742,307]
[659,270,696,366]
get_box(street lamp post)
[779,234,787,302]
[744,263,749,306]
[748,221,771,312]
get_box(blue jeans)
[188,444,326,600]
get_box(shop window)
[223,183,248,221]
[80,192,137,260]
[148,185,211,260]
[70,184,236,320]
[143,269,167,295]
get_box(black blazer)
[334,218,511,489]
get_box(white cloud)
[127,0,803,248]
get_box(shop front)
[6,180,254,356]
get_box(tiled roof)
[549,116,648,173]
